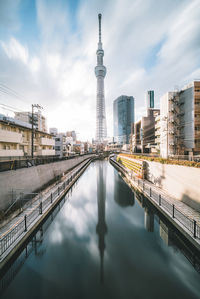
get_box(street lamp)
[31,104,43,159]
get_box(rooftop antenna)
[98,13,102,43]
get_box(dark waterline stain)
[1,160,200,299]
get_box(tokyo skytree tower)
[95,14,107,142]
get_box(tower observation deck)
[95,13,107,143]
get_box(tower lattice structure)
[95,14,107,143]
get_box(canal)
[0,160,200,299]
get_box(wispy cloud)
[0,0,200,139]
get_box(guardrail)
[110,157,200,240]
[0,157,93,259]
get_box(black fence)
[110,157,200,240]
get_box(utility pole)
[31,104,43,159]
[166,115,168,159]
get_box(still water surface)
[1,160,200,299]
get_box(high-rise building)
[146,90,154,109]
[113,95,134,144]
[95,14,107,143]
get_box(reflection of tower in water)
[96,161,107,284]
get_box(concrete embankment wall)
[0,155,94,210]
[117,154,200,212]
[145,161,200,212]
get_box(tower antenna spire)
[98,13,102,43]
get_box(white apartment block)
[50,128,67,158]
[55,134,66,158]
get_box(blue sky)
[0,0,200,140]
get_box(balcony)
[168,116,175,123]
[155,130,160,136]
[0,149,24,157]
[0,129,22,144]
[155,123,160,130]
[40,137,55,146]
[194,104,200,113]
[155,138,160,144]
[169,130,175,134]
[37,149,55,156]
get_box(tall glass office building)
[146,90,154,109]
[113,95,135,144]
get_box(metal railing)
[0,158,93,258]
[110,157,200,240]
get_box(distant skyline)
[0,0,200,141]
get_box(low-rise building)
[141,108,160,153]
[50,128,67,158]
[0,114,55,159]
[66,131,76,142]
[131,108,160,153]
[73,141,84,154]
[15,110,47,133]
[55,134,66,158]
[131,120,141,153]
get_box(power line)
[0,82,26,99]
[0,103,26,113]
[0,82,28,104]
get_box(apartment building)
[160,81,200,158]
[131,108,160,153]
[0,115,55,158]
[15,110,47,133]
[49,128,67,158]
[131,120,142,153]
[55,134,67,158]
[66,131,76,142]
